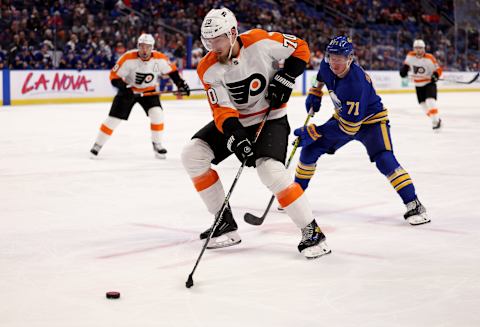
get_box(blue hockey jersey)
[317,59,388,136]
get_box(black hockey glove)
[223,118,255,167]
[431,71,439,83]
[111,78,134,98]
[176,79,190,96]
[168,70,190,96]
[266,70,295,109]
[399,64,410,78]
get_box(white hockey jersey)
[403,51,442,87]
[110,50,177,93]
[197,29,310,132]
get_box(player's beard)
[216,50,229,64]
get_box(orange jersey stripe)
[241,29,310,63]
[413,78,431,83]
[238,104,285,119]
[131,86,156,93]
[192,169,219,192]
[276,182,304,208]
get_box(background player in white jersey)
[180,8,330,259]
[90,33,190,159]
[400,39,442,130]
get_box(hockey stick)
[134,88,205,97]
[439,72,479,85]
[186,105,274,289]
[243,110,314,226]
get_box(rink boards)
[1,69,478,106]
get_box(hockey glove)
[431,72,439,83]
[111,78,134,98]
[305,87,323,113]
[399,64,409,78]
[294,124,322,147]
[176,79,190,96]
[223,118,255,167]
[266,70,295,109]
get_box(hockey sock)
[148,107,164,144]
[277,183,312,228]
[95,116,122,146]
[425,98,440,123]
[375,151,417,204]
[295,161,317,190]
[257,158,313,228]
[181,139,225,214]
[191,169,225,215]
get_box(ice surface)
[1,92,479,327]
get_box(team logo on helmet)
[226,73,267,105]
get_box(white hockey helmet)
[137,33,155,47]
[413,39,425,48]
[201,8,238,51]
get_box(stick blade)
[244,212,265,226]
[186,274,194,288]
[470,72,480,84]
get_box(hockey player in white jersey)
[180,8,330,259]
[400,39,442,130]
[90,33,190,159]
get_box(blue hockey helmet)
[325,36,354,58]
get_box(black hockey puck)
[106,291,120,299]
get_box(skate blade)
[206,231,241,249]
[154,153,166,159]
[407,214,431,226]
[301,242,332,259]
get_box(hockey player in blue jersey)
[294,36,430,225]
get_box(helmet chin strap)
[227,31,237,61]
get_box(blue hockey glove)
[294,124,322,147]
[305,87,323,113]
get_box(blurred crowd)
[0,0,478,72]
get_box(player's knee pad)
[256,158,292,194]
[181,138,215,178]
[148,106,164,123]
[104,116,122,130]
[374,151,400,176]
[425,98,437,109]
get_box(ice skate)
[298,220,331,259]
[90,143,102,157]
[432,118,442,131]
[152,142,167,159]
[200,204,241,249]
[404,198,430,225]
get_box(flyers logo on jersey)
[226,73,267,104]
[413,66,426,74]
[135,72,155,84]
